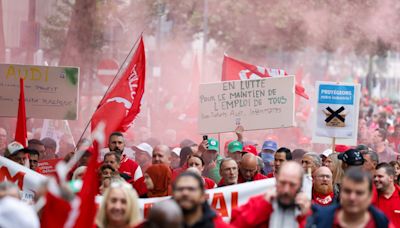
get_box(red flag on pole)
[15,78,27,147]
[91,37,146,146]
[222,54,309,99]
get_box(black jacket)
[306,203,389,228]
[184,202,218,228]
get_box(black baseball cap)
[338,149,364,166]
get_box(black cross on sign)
[325,106,345,123]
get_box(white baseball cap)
[6,141,24,156]
[321,149,333,158]
[172,147,181,157]
[134,143,153,157]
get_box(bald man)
[144,199,183,228]
[231,161,311,227]
[152,145,172,167]
[238,153,267,183]
[312,166,337,206]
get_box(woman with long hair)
[143,164,172,198]
[96,181,141,228]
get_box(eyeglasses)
[316,174,332,180]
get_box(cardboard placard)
[198,76,295,134]
[0,63,79,120]
[312,81,360,145]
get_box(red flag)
[41,123,105,228]
[222,55,309,99]
[91,37,146,146]
[15,78,27,147]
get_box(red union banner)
[0,156,47,203]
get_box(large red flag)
[91,37,146,146]
[15,78,27,147]
[222,55,309,99]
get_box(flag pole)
[74,32,144,150]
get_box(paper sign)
[312,81,360,145]
[198,76,295,134]
[0,63,79,120]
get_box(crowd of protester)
[0,96,400,227]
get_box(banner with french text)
[198,76,295,134]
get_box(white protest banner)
[198,76,295,134]
[0,156,47,203]
[135,177,311,220]
[0,63,79,120]
[312,81,360,145]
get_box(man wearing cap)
[133,143,153,172]
[238,153,267,183]
[171,147,181,169]
[200,138,223,183]
[320,149,333,164]
[260,140,278,175]
[227,141,243,163]
[338,149,364,171]
[267,147,292,178]
[4,141,28,166]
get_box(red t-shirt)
[204,177,217,189]
[266,172,274,178]
[119,155,147,195]
[373,185,400,228]
[237,172,267,183]
[333,210,376,228]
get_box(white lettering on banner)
[128,64,139,100]
[0,156,47,203]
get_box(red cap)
[335,145,350,153]
[242,145,258,156]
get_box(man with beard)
[373,163,400,227]
[105,132,146,195]
[306,167,394,228]
[231,161,311,227]
[172,172,232,228]
[312,167,337,206]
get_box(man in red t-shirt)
[373,163,400,227]
[238,153,267,183]
[106,132,146,195]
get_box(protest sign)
[0,156,47,203]
[312,81,360,146]
[198,76,295,134]
[0,63,79,120]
